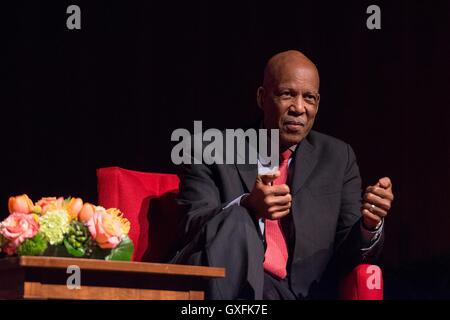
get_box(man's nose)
[289,96,307,114]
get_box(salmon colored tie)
[263,149,292,279]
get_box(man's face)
[258,63,320,149]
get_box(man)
[173,50,394,299]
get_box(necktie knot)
[280,149,293,163]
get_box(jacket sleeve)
[175,161,224,247]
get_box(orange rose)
[86,207,130,249]
[8,194,35,214]
[35,197,64,214]
[78,203,96,222]
[66,198,83,220]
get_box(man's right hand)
[241,171,292,220]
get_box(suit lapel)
[290,136,318,195]
[235,163,257,192]
[233,129,258,192]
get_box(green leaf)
[105,236,134,261]
[63,239,85,257]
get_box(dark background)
[2,0,450,298]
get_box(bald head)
[263,50,320,90]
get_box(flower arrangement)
[0,195,133,261]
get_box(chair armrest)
[339,264,383,300]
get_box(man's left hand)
[361,177,394,230]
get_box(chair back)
[97,167,180,262]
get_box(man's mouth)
[284,120,305,131]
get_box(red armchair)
[97,166,383,300]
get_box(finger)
[259,171,281,185]
[361,203,387,218]
[366,186,394,201]
[256,172,278,185]
[362,209,382,224]
[265,193,292,206]
[378,177,392,190]
[269,184,290,196]
[363,192,392,211]
[268,203,291,214]
[267,209,290,220]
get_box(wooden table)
[0,256,225,300]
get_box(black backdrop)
[2,0,450,298]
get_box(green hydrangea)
[39,209,70,245]
[17,232,48,256]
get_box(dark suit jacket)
[174,130,383,299]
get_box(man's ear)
[256,86,265,110]
[316,93,320,112]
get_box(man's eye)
[280,91,291,97]
[304,94,317,103]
